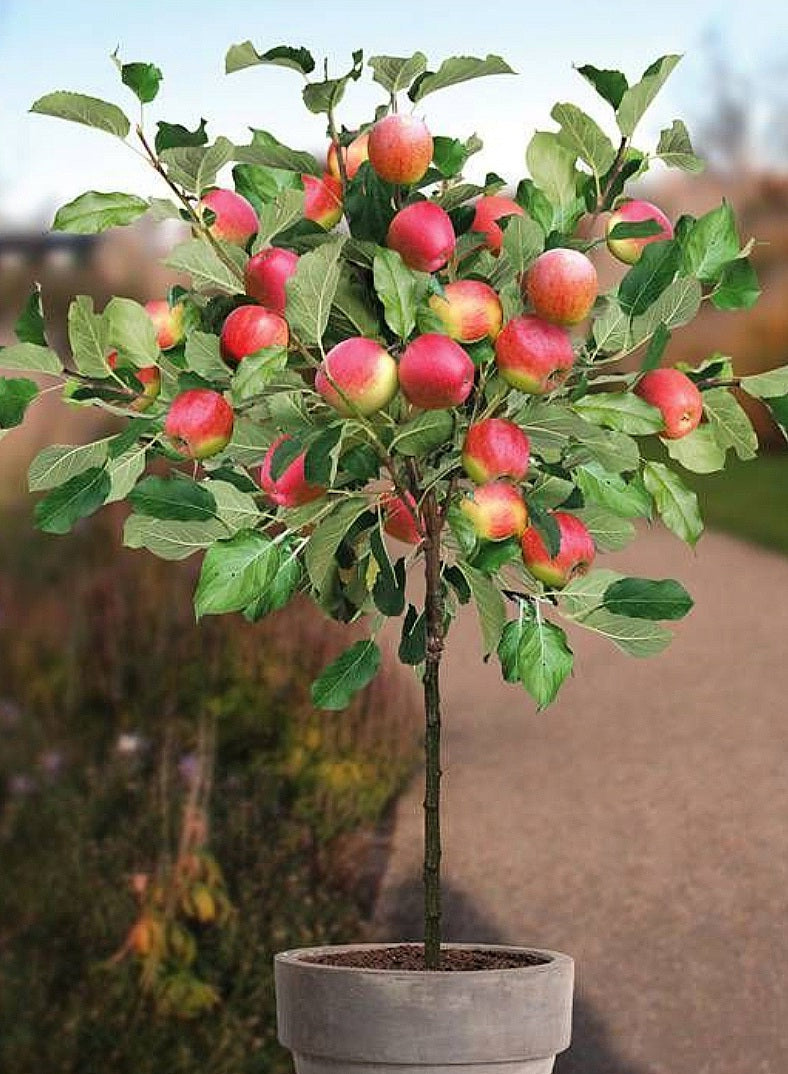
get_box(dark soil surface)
[304,945,548,971]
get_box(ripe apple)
[634,368,703,439]
[368,115,433,185]
[382,491,422,544]
[107,350,161,412]
[302,173,343,229]
[494,314,575,394]
[521,511,595,588]
[327,132,370,180]
[462,418,530,484]
[200,189,259,246]
[471,195,525,254]
[386,202,456,273]
[428,280,503,342]
[398,334,474,409]
[145,299,185,350]
[461,481,528,541]
[244,247,299,315]
[259,434,325,507]
[220,305,289,364]
[164,389,234,460]
[316,337,399,416]
[606,199,674,265]
[525,249,598,326]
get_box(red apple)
[525,249,598,326]
[428,280,503,342]
[145,300,185,350]
[259,434,325,507]
[302,173,343,229]
[521,511,595,588]
[327,132,370,180]
[386,202,456,273]
[462,418,530,484]
[634,368,703,440]
[471,195,525,254]
[494,315,575,394]
[107,350,161,412]
[244,248,299,315]
[606,199,674,265]
[398,334,474,409]
[316,337,399,416]
[382,491,422,544]
[200,189,259,246]
[368,115,433,185]
[460,482,528,541]
[220,305,289,364]
[164,389,234,460]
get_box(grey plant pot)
[275,942,573,1073]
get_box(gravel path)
[374,527,788,1074]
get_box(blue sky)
[1,0,786,226]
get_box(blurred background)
[1,2,787,1072]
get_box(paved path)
[374,527,788,1074]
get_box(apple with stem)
[327,132,370,180]
[368,115,433,185]
[428,280,503,343]
[145,300,185,350]
[471,195,525,254]
[399,334,474,409]
[525,249,598,326]
[606,199,673,264]
[244,248,299,316]
[461,482,528,541]
[200,189,259,246]
[302,173,343,229]
[634,368,704,439]
[316,337,399,416]
[220,305,289,364]
[386,202,456,273]
[383,491,422,544]
[462,418,530,484]
[164,389,234,460]
[521,512,595,587]
[495,315,575,394]
[260,434,326,507]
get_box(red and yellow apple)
[200,189,259,246]
[259,434,325,507]
[145,299,185,350]
[327,132,370,180]
[471,195,525,254]
[494,314,575,394]
[164,389,234,460]
[302,173,343,229]
[521,511,595,588]
[382,491,422,544]
[428,280,503,342]
[462,418,530,484]
[368,115,433,185]
[461,482,528,541]
[398,334,474,409]
[525,248,598,326]
[386,202,456,273]
[634,368,703,439]
[316,337,399,416]
[606,199,674,265]
[244,247,299,316]
[220,305,289,364]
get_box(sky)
[1,0,787,227]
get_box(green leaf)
[120,62,163,104]
[230,347,288,404]
[681,201,739,284]
[52,190,149,234]
[741,366,788,399]
[30,91,130,138]
[559,568,624,618]
[184,331,231,382]
[447,503,477,557]
[551,102,617,179]
[603,577,693,620]
[501,215,544,276]
[572,507,635,552]
[302,51,363,115]
[575,463,651,518]
[370,528,406,616]
[194,530,279,617]
[209,480,264,532]
[330,266,380,339]
[607,219,664,241]
[592,300,631,354]
[345,163,395,244]
[305,497,370,590]
[630,276,702,340]
[618,240,681,316]
[497,619,523,683]
[225,42,315,76]
[470,536,522,573]
[409,54,515,102]
[398,605,427,665]
[712,257,760,311]
[574,607,672,657]
[34,466,110,534]
[576,65,628,109]
[373,249,427,339]
[436,182,485,213]
[616,54,682,137]
[165,239,247,294]
[302,425,342,485]
[105,297,159,367]
[67,295,109,376]
[311,639,381,710]
[458,563,506,656]
[526,500,561,558]
[0,378,38,428]
[369,52,427,94]
[641,324,671,372]
[269,436,304,481]
[528,472,575,510]
[525,131,577,221]
[573,392,663,435]
[123,515,226,559]
[235,129,321,175]
[252,188,306,250]
[657,119,704,172]
[29,440,110,491]
[702,388,757,460]
[154,118,208,154]
[129,474,218,521]
[285,238,345,346]
[14,285,46,346]
[432,136,469,179]
[244,539,302,618]
[663,425,726,473]
[161,136,235,194]
[642,460,703,545]
[0,342,62,375]
[517,617,573,709]
[391,409,454,457]
[105,445,147,503]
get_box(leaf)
[573,392,663,435]
[575,607,673,656]
[244,539,302,618]
[616,54,682,137]
[209,480,263,532]
[105,445,147,503]
[551,102,617,179]
[575,463,651,518]
[681,201,739,284]
[528,472,575,509]
[369,52,428,94]
[618,240,681,316]
[165,239,247,293]
[154,118,208,154]
[330,266,380,339]
[161,136,235,194]
[235,129,321,175]
[30,91,130,138]
[576,65,628,109]
[657,119,704,172]
[572,506,635,552]
[398,605,427,665]
[252,188,306,250]
[559,568,624,618]
[497,619,523,683]
[630,275,702,339]
[67,295,110,376]
[702,388,757,460]
[641,324,671,372]
[123,515,226,559]
[230,347,288,404]
[390,409,454,457]
[52,190,149,234]
[643,460,703,545]
[129,475,218,521]
[607,219,664,241]
[603,577,693,620]
[194,530,279,617]
[525,132,577,219]
[664,425,726,473]
[305,497,370,590]
[501,215,544,276]
[345,163,396,244]
[105,297,159,367]
[370,528,406,616]
[120,62,163,104]
[29,440,110,491]
[741,366,788,399]
[34,466,110,534]
[526,500,561,558]
[458,563,506,656]
[592,300,631,354]
[302,51,364,115]
[409,54,515,102]
[311,639,381,710]
[373,249,426,339]
[0,342,62,375]
[269,436,304,481]
[184,331,231,382]
[285,238,345,345]
[225,42,315,76]
[711,258,760,311]
[0,378,38,428]
[517,617,574,709]
[14,285,46,346]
